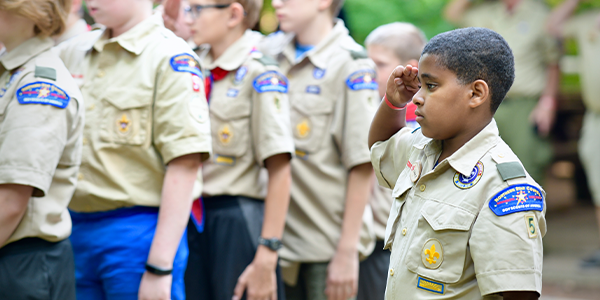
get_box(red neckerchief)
[204,67,229,102]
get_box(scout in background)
[359,22,426,300]
[0,0,83,299]
[445,0,560,185]
[53,0,212,298]
[260,0,379,299]
[53,0,90,45]
[547,0,600,268]
[182,0,294,299]
[369,27,546,299]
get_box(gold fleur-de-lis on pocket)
[424,244,440,265]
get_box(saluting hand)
[386,64,420,108]
[162,0,181,32]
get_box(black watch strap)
[258,237,283,251]
[145,263,172,276]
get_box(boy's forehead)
[418,54,456,80]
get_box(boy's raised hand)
[386,65,420,108]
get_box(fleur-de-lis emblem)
[424,244,440,265]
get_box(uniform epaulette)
[496,162,526,181]
[255,54,279,66]
[349,49,368,60]
[34,66,57,81]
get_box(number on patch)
[524,213,537,239]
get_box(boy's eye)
[426,83,436,90]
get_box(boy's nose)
[412,89,425,106]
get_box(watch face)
[270,239,283,249]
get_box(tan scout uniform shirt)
[200,30,294,199]
[370,180,392,241]
[54,14,212,212]
[371,120,546,299]
[0,37,84,246]
[461,0,560,98]
[260,20,378,271]
[564,10,600,113]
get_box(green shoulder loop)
[34,66,57,81]
[255,55,279,67]
[349,49,368,60]
[496,162,527,181]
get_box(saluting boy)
[369,28,546,299]
[360,22,426,300]
[260,0,379,299]
[53,0,212,299]
[182,0,294,299]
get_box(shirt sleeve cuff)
[476,269,542,296]
[159,137,212,164]
[0,166,52,197]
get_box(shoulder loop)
[349,49,368,60]
[34,66,57,81]
[254,54,279,66]
[497,162,526,181]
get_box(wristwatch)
[145,263,173,276]
[258,237,283,251]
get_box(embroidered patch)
[0,68,24,98]
[170,53,202,77]
[226,88,239,98]
[454,161,484,189]
[407,160,422,182]
[295,119,311,139]
[489,184,544,216]
[218,124,233,145]
[214,154,236,166]
[116,113,131,135]
[234,66,248,85]
[253,71,288,93]
[306,85,320,94]
[191,74,202,92]
[421,238,443,269]
[524,213,538,239]
[313,67,326,79]
[345,69,377,91]
[16,81,70,109]
[417,276,445,294]
[295,149,309,160]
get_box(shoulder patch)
[497,161,526,181]
[170,53,203,78]
[253,71,288,93]
[346,69,378,91]
[16,81,70,109]
[489,184,544,216]
[34,66,57,81]
[349,49,368,60]
[255,55,279,66]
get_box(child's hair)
[215,0,262,29]
[330,0,345,17]
[365,22,427,63]
[0,0,71,37]
[422,27,514,113]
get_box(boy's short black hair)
[422,27,514,113]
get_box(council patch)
[489,184,544,216]
[346,69,377,91]
[454,161,484,189]
[253,71,288,93]
[170,53,202,77]
[16,81,70,109]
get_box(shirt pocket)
[384,170,413,249]
[99,90,152,145]
[209,95,251,157]
[290,92,334,153]
[405,200,476,284]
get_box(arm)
[444,0,473,25]
[138,153,201,300]
[546,0,579,38]
[233,153,292,300]
[530,64,559,137]
[325,163,373,300]
[368,65,420,149]
[503,291,539,300]
[0,184,33,246]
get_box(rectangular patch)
[226,88,239,98]
[489,184,544,216]
[295,149,309,160]
[497,161,526,181]
[16,81,70,109]
[524,213,538,239]
[417,276,445,294]
[306,85,320,94]
[214,154,236,166]
[34,66,57,81]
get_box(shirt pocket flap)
[291,93,334,115]
[392,169,413,198]
[210,95,251,120]
[101,88,153,110]
[421,201,476,231]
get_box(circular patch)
[421,238,443,269]
[410,161,422,182]
[233,66,248,85]
[116,113,132,136]
[295,119,311,139]
[454,161,484,189]
[218,124,233,145]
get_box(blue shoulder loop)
[346,69,378,91]
[253,71,288,93]
[170,53,203,78]
[489,184,544,216]
[16,81,70,109]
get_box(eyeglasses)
[184,3,232,20]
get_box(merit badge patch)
[489,184,544,216]
[253,71,288,93]
[306,85,320,95]
[170,53,202,77]
[218,124,233,145]
[233,66,248,85]
[421,238,443,269]
[417,276,445,295]
[0,68,24,98]
[16,81,70,109]
[313,67,326,79]
[346,69,377,91]
[296,119,311,139]
[226,88,239,98]
[454,161,484,189]
[191,74,202,92]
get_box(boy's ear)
[468,79,489,109]
[227,2,245,28]
[317,0,334,12]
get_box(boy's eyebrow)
[419,73,437,80]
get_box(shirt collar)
[0,37,54,72]
[93,13,163,55]
[204,30,258,71]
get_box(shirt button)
[402,228,407,235]
[97,70,105,78]
[82,137,88,145]
[88,103,95,110]
[77,173,84,180]
[420,184,426,192]
[389,268,394,276]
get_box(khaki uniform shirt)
[370,179,392,241]
[564,10,600,113]
[200,30,294,199]
[54,15,212,212]
[260,20,378,278]
[371,120,546,299]
[0,37,84,246]
[461,0,560,98]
